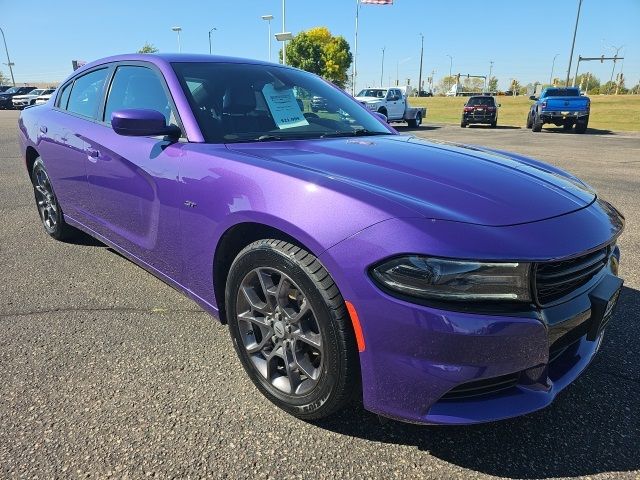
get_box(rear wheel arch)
[26,146,39,175]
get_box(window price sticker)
[262,83,309,129]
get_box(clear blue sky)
[1,0,638,91]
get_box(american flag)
[360,0,393,4]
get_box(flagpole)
[352,0,360,95]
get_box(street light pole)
[172,26,182,53]
[261,15,274,61]
[353,0,360,95]
[380,47,385,87]
[446,54,453,91]
[0,26,15,86]
[606,45,624,94]
[208,27,217,55]
[282,0,287,65]
[565,0,583,86]
[550,53,559,85]
[487,60,493,92]
[418,33,424,96]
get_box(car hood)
[226,135,596,226]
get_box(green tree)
[487,76,498,92]
[284,27,352,88]
[436,75,457,94]
[0,70,8,85]
[138,42,159,54]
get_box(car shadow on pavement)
[467,125,522,130]
[65,228,106,247]
[395,125,442,132]
[314,285,640,479]
[542,127,616,136]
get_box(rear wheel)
[460,119,467,128]
[575,116,589,134]
[407,112,422,128]
[490,119,497,128]
[526,112,533,128]
[226,239,359,420]
[563,121,573,131]
[31,157,75,241]
[531,112,542,132]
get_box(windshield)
[29,89,44,96]
[467,97,495,106]
[173,63,392,143]
[545,88,580,97]
[357,89,387,98]
[3,87,19,94]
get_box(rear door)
[83,62,185,279]
[40,67,111,221]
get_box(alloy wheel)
[33,165,59,232]
[235,267,323,396]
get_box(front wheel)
[226,239,360,420]
[460,119,467,128]
[31,157,75,241]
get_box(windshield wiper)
[256,134,283,142]
[321,129,389,138]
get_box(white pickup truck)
[355,87,426,127]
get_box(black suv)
[0,86,37,109]
[461,95,500,128]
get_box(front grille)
[535,246,610,305]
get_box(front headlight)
[371,256,532,303]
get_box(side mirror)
[372,111,387,122]
[111,108,181,138]
[498,104,502,107]
[529,95,538,101]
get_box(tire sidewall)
[226,245,344,417]
[31,157,64,238]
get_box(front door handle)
[39,125,47,134]
[87,149,100,159]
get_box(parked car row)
[0,86,56,109]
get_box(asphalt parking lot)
[1,110,639,479]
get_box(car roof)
[60,53,291,87]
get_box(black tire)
[225,239,360,421]
[531,112,543,132]
[377,108,388,121]
[562,121,573,131]
[460,119,467,128]
[407,112,421,128]
[490,120,497,128]
[575,116,588,134]
[526,112,533,128]
[31,157,75,241]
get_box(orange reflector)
[345,300,365,352]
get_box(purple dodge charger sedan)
[18,54,624,425]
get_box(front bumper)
[320,205,624,425]
[463,112,496,124]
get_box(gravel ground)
[1,110,639,479]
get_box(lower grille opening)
[441,372,521,401]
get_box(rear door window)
[56,82,72,109]
[66,68,109,119]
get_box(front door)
[84,64,185,280]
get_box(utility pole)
[418,33,424,95]
[282,0,287,66]
[380,47,385,87]
[0,27,15,86]
[565,0,583,86]
[550,53,559,85]
[446,54,453,92]
[606,45,624,94]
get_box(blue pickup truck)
[526,87,590,133]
